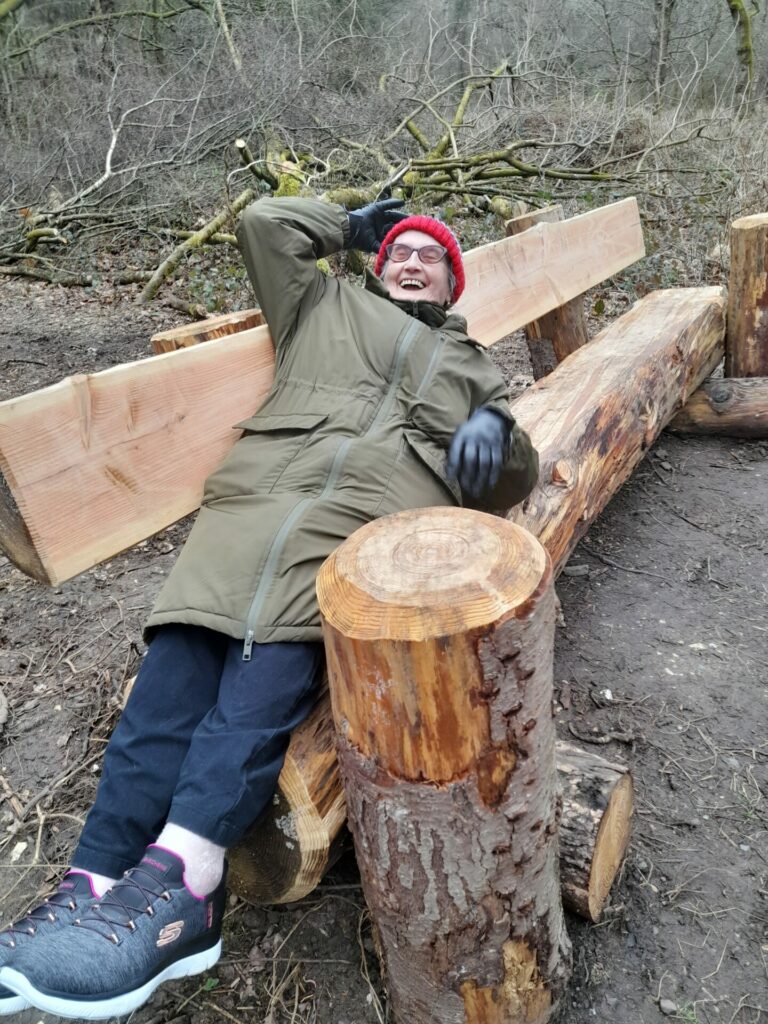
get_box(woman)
[0,197,538,1018]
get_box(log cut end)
[228,751,345,904]
[557,742,634,922]
[0,469,52,584]
[317,506,549,642]
[587,771,634,921]
[150,308,264,353]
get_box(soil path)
[1,277,766,1024]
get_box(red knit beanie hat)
[373,215,465,302]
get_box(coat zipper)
[242,318,422,659]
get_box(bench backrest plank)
[0,198,645,585]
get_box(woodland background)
[2,0,768,307]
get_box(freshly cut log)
[317,508,571,1024]
[150,308,264,353]
[0,325,275,585]
[231,286,723,907]
[505,206,589,379]
[668,376,768,437]
[0,198,644,585]
[726,214,768,377]
[509,287,726,573]
[556,741,634,923]
[229,682,633,922]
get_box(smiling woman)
[374,214,466,307]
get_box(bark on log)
[509,287,726,573]
[317,508,571,1024]
[667,376,768,437]
[229,287,723,909]
[229,683,633,922]
[151,308,264,353]
[726,213,768,377]
[505,206,589,380]
[556,741,633,922]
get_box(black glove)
[446,407,513,498]
[346,198,408,254]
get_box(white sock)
[67,869,117,898]
[154,823,225,897]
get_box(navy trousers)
[72,625,324,878]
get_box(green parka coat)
[147,199,539,656]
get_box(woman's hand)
[446,408,514,498]
[346,199,407,254]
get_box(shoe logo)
[156,921,184,947]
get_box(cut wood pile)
[2,194,766,1023]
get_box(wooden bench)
[0,196,733,919]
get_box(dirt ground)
[0,274,766,1024]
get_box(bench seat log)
[0,198,645,586]
[230,285,724,907]
[667,376,768,437]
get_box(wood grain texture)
[455,197,643,348]
[510,287,726,573]
[318,509,571,1024]
[726,214,768,377]
[150,308,264,353]
[669,376,768,437]
[505,206,589,379]
[0,325,275,585]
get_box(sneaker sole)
[0,992,30,1015]
[0,940,221,1020]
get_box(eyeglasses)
[385,243,447,265]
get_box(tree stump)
[726,213,768,377]
[317,507,572,1024]
[506,205,589,379]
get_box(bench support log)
[317,509,571,1024]
[668,376,768,437]
[229,689,633,924]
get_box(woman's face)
[380,229,452,306]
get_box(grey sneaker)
[1,845,225,1020]
[0,871,98,1015]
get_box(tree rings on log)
[318,508,571,1024]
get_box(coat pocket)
[234,411,329,434]
[403,429,462,505]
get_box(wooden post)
[317,507,571,1024]
[726,213,768,377]
[506,206,589,379]
[668,376,768,437]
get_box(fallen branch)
[0,266,92,287]
[139,188,254,303]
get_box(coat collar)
[364,270,469,337]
